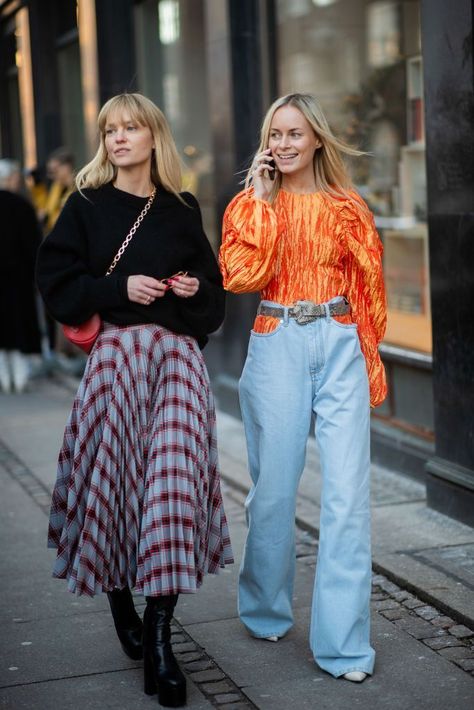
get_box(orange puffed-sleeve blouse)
[219,188,387,408]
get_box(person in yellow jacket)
[39,148,76,356]
[25,166,49,217]
[41,148,75,234]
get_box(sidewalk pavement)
[1,376,473,710]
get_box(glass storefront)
[134,0,217,249]
[57,39,86,167]
[1,14,25,164]
[276,0,431,353]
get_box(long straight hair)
[76,93,183,200]
[245,93,365,204]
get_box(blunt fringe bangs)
[75,93,185,203]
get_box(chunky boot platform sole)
[143,594,186,707]
[144,652,187,707]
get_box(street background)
[2,0,474,530]
[1,374,473,710]
[1,1,474,707]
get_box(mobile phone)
[267,158,276,181]
[162,271,188,288]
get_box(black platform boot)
[107,586,143,660]
[143,594,187,707]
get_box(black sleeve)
[36,192,128,325]
[178,193,226,336]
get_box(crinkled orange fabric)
[219,188,387,407]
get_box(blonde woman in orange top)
[219,93,387,683]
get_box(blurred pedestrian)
[36,92,233,707]
[0,159,43,393]
[25,165,49,218]
[41,147,75,233]
[219,93,387,683]
[39,148,80,360]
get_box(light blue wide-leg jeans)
[238,298,374,678]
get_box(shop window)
[159,1,180,44]
[57,39,86,167]
[134,0,217,249]
[276,0,431,353]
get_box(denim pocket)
[250,322,285,338]
[328,316,358,330]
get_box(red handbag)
[62,187,156,354]
[62,314,102,354]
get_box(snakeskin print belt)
[257,298,350,325]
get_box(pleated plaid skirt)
[48,322,233,597]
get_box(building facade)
[1,0,472,524]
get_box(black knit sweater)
[36,183,225,348]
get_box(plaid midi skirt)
[48,322,233,597]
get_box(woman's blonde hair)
[245,93,364,203]
[76,93,183,200]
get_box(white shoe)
[0,350,12,393]
[265,636,279,642]
[10,350,29,393]
[343,671,367,682]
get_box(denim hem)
[314,658,374,678]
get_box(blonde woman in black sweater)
[37,93,233,708]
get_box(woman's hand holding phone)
[252,149,276,201]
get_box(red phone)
[161,270,188,288]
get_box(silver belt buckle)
[293,301,321,325]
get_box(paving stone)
[423,636,465,650]
[188,669,226,683]
[431,615,456,629]
[391,590,412,602]
[455,658,474,672]
[371,574,386,585]
[201,681,235,695]
[373,599,400,611]
[171,634,187,644]
[184,658,213,673]
[448,625,474,639]
[380,608,411,621]
[219,705,252,709]
[394,617,446,640]
[178,651,205,663]
[184,659,214,673]
[295,541,317,557]
[437,646,474,661]
[174,642,199,654]
[371,592,389,601]
[402,597,426,610]
[378,579,401,594]
[215,693,242,703]
[414,605,440,621]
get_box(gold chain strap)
[105,187,157,276]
